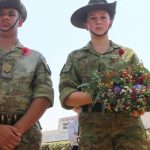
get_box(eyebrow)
[0,9,17,13]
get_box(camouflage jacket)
[59,41,140,109]
[0,41,54,114]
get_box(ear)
[18,18,23,27]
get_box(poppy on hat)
[0,0,27,22]
[71,0,117,29]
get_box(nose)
[95,18,102,24]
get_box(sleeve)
[124,47,141,65]
[32,56,54,107]
[59,54,80,109]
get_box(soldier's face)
[0,8,23,32]
[84,10,112,36]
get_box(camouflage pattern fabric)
[0,40,54,114]
[59,41,150,149]
[14,123,42,150]
[59,41,140,109]
[79,112,149,150]
[146,130,150,146]
[0,40,54,149]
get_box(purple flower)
[133,84,142,90]
[114,86,122,94]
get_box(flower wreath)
[79,48,150,116]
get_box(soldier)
[0,0,54,150]
[59,0,149,149]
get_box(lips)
[95,27,103,31]
[0,22,10,28]
[1,22,10,25]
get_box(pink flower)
[118,48,124,56]
[22,47,30,56]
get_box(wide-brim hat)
[0,0,27,22]
[71,0,117,29]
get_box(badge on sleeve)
[62,63,72,73]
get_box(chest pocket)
[99,54,123,70]
[76,58,99,81]
[1,57,15,79]
[76,54,123,81]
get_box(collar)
[82,40,121,54]
[13,39,24,50]
[0,40,25,57]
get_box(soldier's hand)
[1,144,15,150]
[0,125,21,149]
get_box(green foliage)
[42,141,71,150]
[79,62,150,116]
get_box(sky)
[19,0,150,131]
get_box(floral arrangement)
[79,49,150,116]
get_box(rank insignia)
[2,63,12,73]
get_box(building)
[42,116,76,143]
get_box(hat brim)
[0,0,27,22]
[20,2,27,22]
[71,1,116,29]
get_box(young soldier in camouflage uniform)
[0,0,54,150]
[59,0,149,149]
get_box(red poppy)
[118,48,124,56]
[22,47,30,56]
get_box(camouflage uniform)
[59,41,149,150]
[0,41,54,150]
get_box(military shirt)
[59,41,140,109]
[0,40,54,114]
